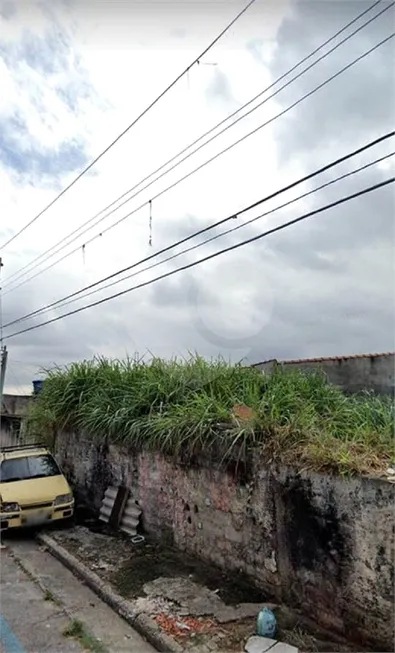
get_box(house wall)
[253,352,395,395]
[1,394,32,418]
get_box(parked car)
[0,443,74,531]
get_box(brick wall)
[55,432,394,650]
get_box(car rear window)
[0,454,61,483]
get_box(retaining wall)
[55,432,395,651]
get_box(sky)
[0,0,394,394]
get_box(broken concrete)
[245,636,298,653]
[245,637,277,653]
[143,577,223,616]
[144,576,278,623]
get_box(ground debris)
[143,576,223,616]
[50,525,366,652]
[245,635,298,653]
[154,613,216,640]
[144,576,278,625]
[215,603,279,624]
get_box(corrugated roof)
[253,352,395,366]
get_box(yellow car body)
[0,443,74,531]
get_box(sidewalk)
[1,538,155,653]
[0,546,82,653]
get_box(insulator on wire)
[149,200,153,247]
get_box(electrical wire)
[11,360,47,371]
[3,177,394,341]
[9,151,393,325]
[22,151,395,318]
[3,0,392,292]
[0,0,257,251]
[4,1,391,293]
[6,368,27,396]
[4,133,393,329]
[4,0,387,287]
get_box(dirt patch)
[112,542,267,605]
[48,524,364,653]
[52,521,266,605]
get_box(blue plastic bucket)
[32,379,44,394]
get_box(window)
[0,455,61,483]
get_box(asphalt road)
[0,536,155,653]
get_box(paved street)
[0,537,155,653]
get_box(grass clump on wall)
[26,356,394,475]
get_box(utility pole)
[0,345,7,408]
[0,255,5,549]
[0,257,6,408]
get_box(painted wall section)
[253,352,395,395]
[55,432,395,651]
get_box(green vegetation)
[26,356,394,475]
[63,619,106,653]
[24,401,57,448]
[43,588,61,606]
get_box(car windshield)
[0,454,61,483]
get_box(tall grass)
[25,356,394,475]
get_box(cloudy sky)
[0,0,394,394]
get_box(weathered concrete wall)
[0,429,15,446]
[55,433,394,650]
[253,352,395,396]
[1,394,32,418]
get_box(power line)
[0,0,257,252]
[3,27,394,296]
[4,0,387,289]
[25,151,395,318]
[6,368,28,395]
[6,0,394,287]
[4,0,391,292]
[11,360,47,370]
[4,177,393,341]
[10,151,394,326]
[4,133,393,329]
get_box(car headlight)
[53,494,73,506]
[1,502,20,513]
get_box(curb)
[37,532,183,653]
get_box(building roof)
[253,351,395,366]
